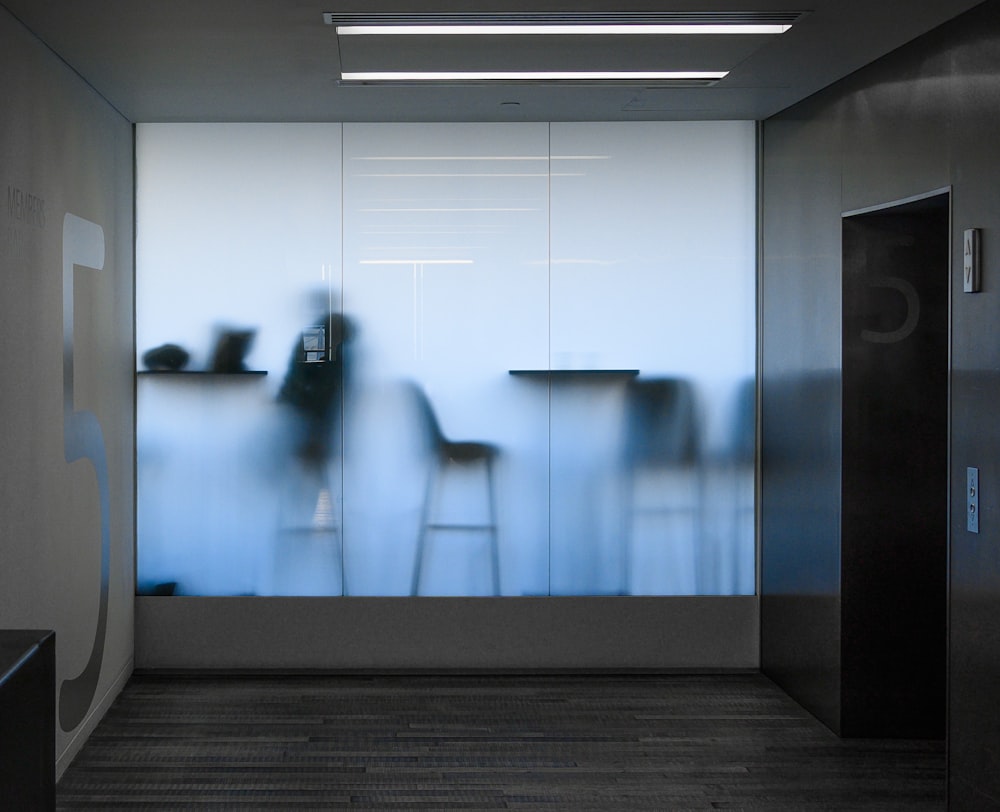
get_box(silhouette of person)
[278,306,352,468]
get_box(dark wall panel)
[760,99,845,733]
[761,1,1000,804]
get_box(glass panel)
[341,124,550,596]
[135,121,755,598]
[548,122,756,595]
[136,123,345,596]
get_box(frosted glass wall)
[136,124,345,596]
[341,124,550,595]
[136,121,755,597]
[548,123,756,595]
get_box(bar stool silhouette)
[621,377,700,593]
[408,384,500,596]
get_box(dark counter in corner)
[1,630,55,811]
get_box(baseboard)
[56,656,133,781]
[137,595,760,671]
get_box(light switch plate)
[964,229,981,293]
[968,467,980,533]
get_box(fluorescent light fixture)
[352,156,549,161]
[360,259,474,265]
[342,71,728,82]
[337,24,791,36]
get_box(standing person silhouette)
[278,295,353,470]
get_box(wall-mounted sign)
[963,228,981,293]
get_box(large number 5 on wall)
[60,213,111,732]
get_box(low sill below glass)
[137,370,268,376]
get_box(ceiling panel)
[337,34,778,75]
[0,0,985,121]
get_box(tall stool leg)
[621,468,635,595]
[411,461,438,596]
[411,446,499,595]
[486,457,500,596]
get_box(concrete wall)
[0,6,135,777]
[761,2,1000,807]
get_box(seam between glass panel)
[547,122,553,597]
[340,124,347,597]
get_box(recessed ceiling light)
[325,12,797,85]
[323,11,805,27]
[340,71,729,83]
[336,24,791,36]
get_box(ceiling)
[0,0,985,122]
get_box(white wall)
[0,7,135,776]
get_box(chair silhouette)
[408,384,500,596]
[726,378,756,593]
[621,377,701,593]
[729,378,756,468]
